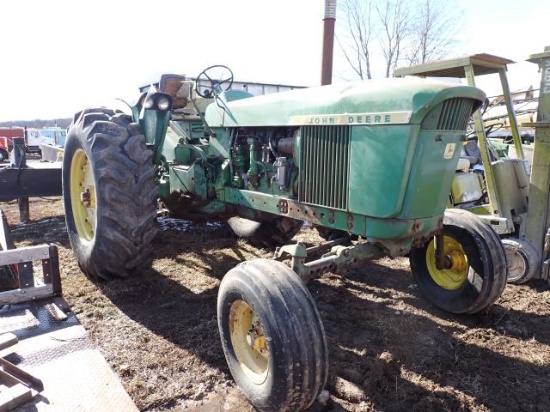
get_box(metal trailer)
[0,137,62,222]
[0,210,139,411]
[0,128,25,152]
[0,137,135,410]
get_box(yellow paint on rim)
[69,149,96,242]
[426,235,469,290]
[228,299,268,384]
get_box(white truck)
[25,127,66,153]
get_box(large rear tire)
[62,108,158,281]
[217,259,328,412]
[227,216,302,248]
[409,209,507,314]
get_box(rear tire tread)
[63,108,158,281]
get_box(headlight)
[144,96,155,109]
[142,92,172,111]
[156,95,171,111]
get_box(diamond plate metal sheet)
[1,297,138,412]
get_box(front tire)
[62,108,158,281]
[409,209,507,314]
[502,238,540,284]
[217,259,328,411]
[227,216,302,248]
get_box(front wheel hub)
[427,235,469,290]
[229,299,269,384]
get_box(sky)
[0,0,547,122]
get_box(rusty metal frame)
[0,210,62,305]
[0,137,62,223]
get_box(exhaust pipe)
[321,0,337,86]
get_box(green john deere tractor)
[62,65,507,412]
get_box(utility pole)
[321,0,336,85]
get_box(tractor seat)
[464,140,482,165]
[456,157,470,172]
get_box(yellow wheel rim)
[426,235,469,290]
[229,300,268,384]
[69,149,96,242]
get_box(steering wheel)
[195,65,234,98]
[484,122,503,136]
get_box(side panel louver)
[299,126,350,210]
[423,98,475,131]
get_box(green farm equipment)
[62,65,507,411]
[395,49,550,285]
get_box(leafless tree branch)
[337,0,461,78]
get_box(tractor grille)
[422,98,475,131]
[298,126,350,210]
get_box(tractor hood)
[204,77,485,128]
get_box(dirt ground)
[2,197,550,412]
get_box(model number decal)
[443,143,456,159]
[289,111,412,126]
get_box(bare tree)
[337,0,460,78]
[405,0,460,65]
[376,0,410,77]
[336,0,374,80]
